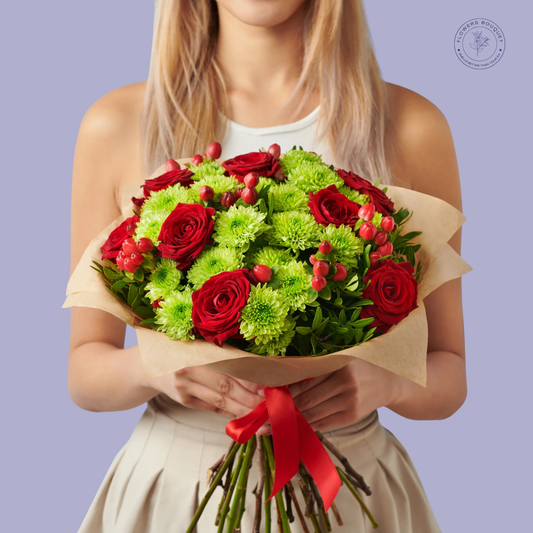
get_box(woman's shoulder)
[383,82,462,210]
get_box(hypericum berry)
[381,216,395,233]
[191,154,204,166]
[130,252,145,266]
[220,191,236,208]
[241,186,258,205]
[243,172,260,188]
[206,142,222,159]
[369,251,382,264]
[116,255,125,270]
[123,257,138,273]
[253,264,272,283]
[122,237,138,256]
[235,187,244,199]
[136,237,154,253]
[374,231,388,246]
[309,254,318,265]
[165,158,180,172]
[378,241,393,256]
[359,222,377,241]
[312,275,327,292]
[268,143,281,159]
[318,240,333,254]
[274,167,285,181]
[126,222,137,236]
[313,261,329,277]
[358,203,376,222]
[199,185,215,202]
[331,262,348,282]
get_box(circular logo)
[454,18,506,70]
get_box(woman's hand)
[288,359,400,432]
[145,366,266,420]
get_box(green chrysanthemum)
[145,258,183,302]
[187,247,244,289]
[269,183,310,212]
[339,185,370,206]
[189,159,227,181]
[286,160,344,194]
[135,211,169,245]
[268,211,321,251]
[321,224,364,268]
[239,285,290,345]
[249,317,296,357]
[251,246,293,268]
[213,205,269,249]
[136,185,194,244]
[188,174,239,202]
[279,148,324,177]
[255,176,275,194]
[277,261,312,312]
[154,287,194,341]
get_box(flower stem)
[336,467,378,529]
[217,445,246,532]
[264,457,272,533]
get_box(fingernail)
[257,388,265,397]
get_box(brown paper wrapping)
[63,161,472,387]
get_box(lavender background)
[1,1,531,531]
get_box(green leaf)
[112,280,128,292]
[134,306,156,319]
[140,318,158,326]
[318,286,331,300]
[363,327,377,342]
[127,285,139,307]
[312,307,323,330]
[310,335,318,354]
[266,277,281,290]
[339,310,347,325]
[296,326,312,335]
[349,308,362,322]
[307,287,319,301]
[133,269,145,282]
[352,317,375,328]
[315,318,330,337]
[334,297,343,307]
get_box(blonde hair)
[141,0,393,185]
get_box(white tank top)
[218,105,338,167]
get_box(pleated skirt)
[77,393,441,532]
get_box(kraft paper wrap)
[63,161,473,387]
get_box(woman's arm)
[289,86,468,428]
[68,85,264,415]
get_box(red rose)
[192,269,252,346]
[336,169,394,216]
[308,184,361,227]
[142,168,195,197]
[157,203,215,269]
[100,214,140,261]
[222,151,280,183]
[360,259,418,334]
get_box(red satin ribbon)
[226,386,341,511]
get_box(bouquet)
[64,142,472,532]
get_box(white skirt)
[77,393,441,532]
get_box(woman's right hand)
[144,366,266,421]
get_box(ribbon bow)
[226,385,341,511]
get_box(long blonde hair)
[141,0,393,185]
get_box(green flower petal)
[145,258,183,301]
[268,211,321,252]
[189,159,227,181]
[154,287,194,341]
[321,224,364,268]
[286,160,344,194]
[251,246,293,268]
[277,261,312,312]
[339,185,370,206]
[269,183,310,212]
[213,205,268,249]
[249,317,296,356]
[279,148,324,176]
[188,174,239,203]
[187,247,244,289]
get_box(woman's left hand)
[287,359,401,431]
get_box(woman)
[68,1,466,531]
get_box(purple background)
[2,1,531,531]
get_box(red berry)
[206,142,222,159]
[241,186,258,205]
[309,254,318,265]
[331,263,348,282]
[369,252,382,264]
[243,172,260,187]
[122,237,138,256]
[318,240,333,254]
[381,216,395,232]
[374,231,387,246]
[136,237,154,253]
[165,158,180,172]
[358,203,376,222]
[377,241,393,256]
[130,252,145,266]
[116,255,125,270]
[199,185,214,201]
[312,275,327,292]
[274,167,285,181]
[220,191,236,208]
[152,298,163,309]
[313,261,329,277]
[235,187,244,199]
[191,154,204,166]
[126,222,137,236]
[123,257,139,273]
[359,222,377,241]
[253,264,272,283]
[268,143,281,159]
